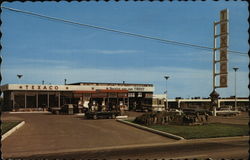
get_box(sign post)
[210,9,229,116]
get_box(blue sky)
[1,1,248,98]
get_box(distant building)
[152,94,166,111]
[167,98,249,111]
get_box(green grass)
[1,121,22,135]
[147,123,249,139]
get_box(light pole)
[17,74,23,84]
[233,67,239,111]
[164,76,169,111]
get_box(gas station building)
[0,82,154,112]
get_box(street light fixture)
[17,74,23,84]
[164,75,170,110]
[233,67,239,111]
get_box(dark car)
[85,111,121,119]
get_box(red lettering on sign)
[49,86,53,90]
[43,86,47,89]
[26,85,28,89]
[55,86,59,90]
[38,86,41,89]
[32,86,35,89]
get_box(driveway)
[2,113,176,158]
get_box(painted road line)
[116,116,128,119]
[2,121,25,141]
[116,119,184,140]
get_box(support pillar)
[47,92,50,108]
[36,93,38,108]
[58,92,60,108]
[25,92,27,108]
[177,100,181,108]
[107,96,109,107]
[127,97,129,110]
[12,92,15,110]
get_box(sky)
[1,1,248,98]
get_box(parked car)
[85,111,121,119]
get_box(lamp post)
[233,67,239,111]
[17,74,23,84]
[164,76,169,111]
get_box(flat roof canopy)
[1,83,154,92]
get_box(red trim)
[73,91,96,94]
[97,89,128,93]
[73,89,128,94]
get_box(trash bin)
[68,104,74,115]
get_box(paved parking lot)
[209,112,249,125]
[2,113,176,158]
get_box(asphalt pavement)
[2,112,249,159]
[2,112,176,158]
[12,136,249,159]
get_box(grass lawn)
[1,121,22,135]
[147,123,249,139]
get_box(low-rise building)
[0,82,154,112]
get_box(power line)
[1,6,248,56]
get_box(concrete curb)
[2,121,25,141]
[9,111,50,114]
[116,119,184,140]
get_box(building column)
[127,97,129,110]
[116,96,118,106]
[107,94,110,110]
[177,100,181,108]
[12,92,15,110]
[36,93,38,108]
[103,97,105,106]
[24,92,27,108]
[58,92,60,108]
[218,99,221,108]
[47,92,50,108]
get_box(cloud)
[89,49,143,55]
[3,65,248,98]
[18,58,70,65]
[50,49,86,54]
[50,49,143,55]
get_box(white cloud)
[50,49,143,55]
[16,58,70,65]
[90,49,143,54]
[3,65,248,98]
